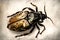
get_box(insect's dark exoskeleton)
[7,3,54,38]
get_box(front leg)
[15,26,35,38]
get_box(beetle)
[7,3,54,38]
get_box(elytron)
[7,3,54,38]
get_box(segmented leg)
[35,24,40,38]
[30,3,38,12]
[22,7,35,12]
[15,26,35,38]
[38,23,46,34]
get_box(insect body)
[7,3,54,38]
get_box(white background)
[0,0,60,40]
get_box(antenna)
[47,17,54,25]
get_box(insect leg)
[35,24,40,38]
[15,26,35,38]
[38,23,46,34]
[22,7,35,12]
[30,3,38,12]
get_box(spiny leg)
[30,3,38,12]
[35,24,40,38]
[22,7,35,12]
[38,23,46,34]
[15,26,35,38]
